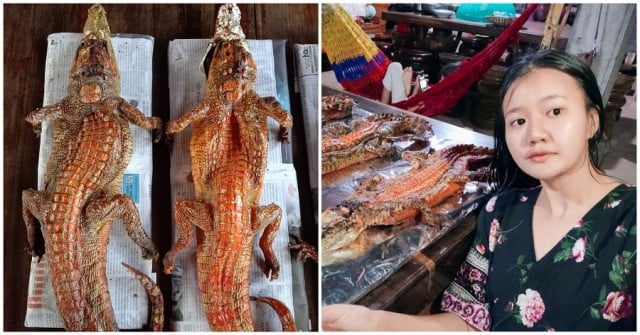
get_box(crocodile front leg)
[164,102,213,196]
[25,102,66,136]
[253,203,283,280]
[260,97,292,141]
[116,98,163,142]
[165,100,210,136]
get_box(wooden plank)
[381,10,570,49]
[540,3,565,50]
[566,4,636,104]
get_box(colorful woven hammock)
[322,4,391,100]
[323,3,539,117]
[394,3,539,116]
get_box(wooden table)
[3,4,318,331]
[381,11,571,50]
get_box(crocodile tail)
[250,296,296,331]
[122,262,164,331]
[47,111,121,329]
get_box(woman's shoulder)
[608,183,636,200]
[598,183,636,215]
[600,183,636,226]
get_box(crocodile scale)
[162,4,295,331]
[21,5,163,331]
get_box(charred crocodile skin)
[322,113,432,174]
[322,94,355,122]
[21,5,163,331]
[162,4,296,331]
[322,144,493,264]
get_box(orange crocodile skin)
[321,113,432,174]
[21,5,163,331]
[322,145,494,254]
[162,4,295,331]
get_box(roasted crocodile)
[21,5,163,331]
[322,144,493,264]
[322,113,432,174]
[162,4,296,331]
[322,94,355,122]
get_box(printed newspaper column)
[167,38,301,330]
[24,33,156,329]
[294,44,319,221]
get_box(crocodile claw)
[278,126,290,143]
[25,246,44,262]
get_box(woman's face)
[502,68,598,183]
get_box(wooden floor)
[3,4,318,331]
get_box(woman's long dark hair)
[491,49,607,192]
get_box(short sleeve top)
[381,62,408,104]
[440,184,636,331]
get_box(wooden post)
[565,4,636,104]
[553,6,572,49]
[540,4,565,50]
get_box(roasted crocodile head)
[201,4,257,102]
[68,4,120,102]
[321,206,366,253]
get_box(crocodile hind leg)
[163,198,212,274]
[21,188,47,259]
[85,193,158,260]
[82,192,160,330]
[253,203,283,280]
[288,233,318,263]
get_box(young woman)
[322,50,636,331]
[380,62,422,104]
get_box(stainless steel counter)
[321,85,496,312]
[322,85,495,148]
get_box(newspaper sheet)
[24,33,157,329]
[167,38,302,331]
[293,44,319,220]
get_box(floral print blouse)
[440,184,636,331]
